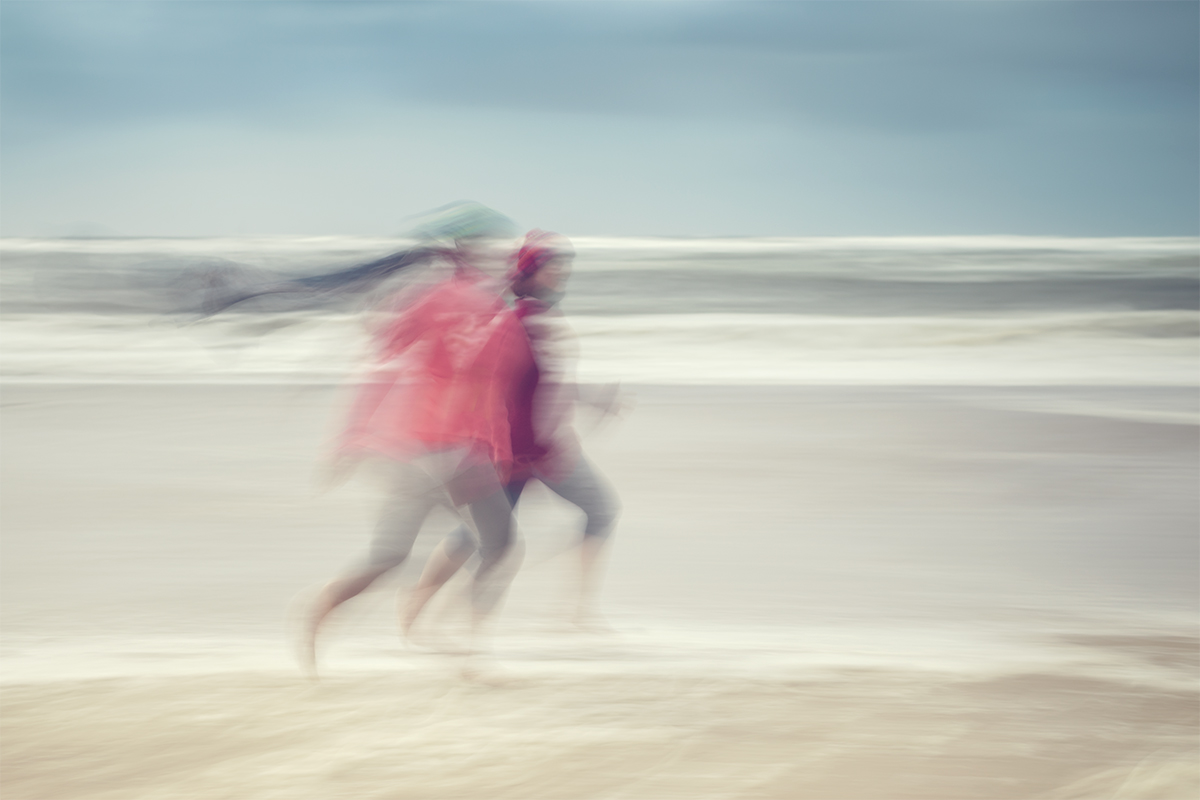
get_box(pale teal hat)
[406,201,517,243]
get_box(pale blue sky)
[2,1,1196,237]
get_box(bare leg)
[301,563,392,679]
[460,533,526,685]
[404,479,527,635]
[536,457,619,628]
[400,536,474,641]
[302,462,439,677]
[573,535,612,629]
[465,486,518,653]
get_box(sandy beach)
[1,382,1196,799]
[4,0,1198,793]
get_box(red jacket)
[341,270,533,476]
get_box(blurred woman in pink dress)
[402,229,621,639]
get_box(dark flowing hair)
[183,245,441,318]
[184,201,517,318]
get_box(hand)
[590,383,632,420]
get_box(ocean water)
[2,234,1196,388]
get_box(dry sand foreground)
[1,383,1197,799]
[3,663,1197,800]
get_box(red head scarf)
[509,229,569,282]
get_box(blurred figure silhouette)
[402,230,621,640]
[300,203,528,677]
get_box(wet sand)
[1,383,1197,799]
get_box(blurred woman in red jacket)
[302,206,532,676]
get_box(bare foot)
[297,620,320,681]
[571,611,616,634]
[460,656,518,686]
[403,627,472,655]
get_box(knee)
[583,493,621,539]
[476,528,512,567]
[328,563,392,602]
[365,541,412,572]
[445,525,478,561]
